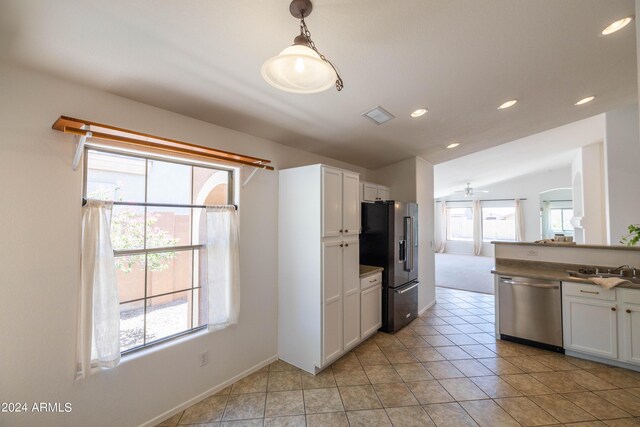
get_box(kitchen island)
[493,241,640,371]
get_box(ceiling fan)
[455,183,489,197]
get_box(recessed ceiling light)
[575,96,595,106]
[410,108,428,118]
[602,16,634,35]
[446,143,460,149]
[498,100,517,109]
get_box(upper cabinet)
[323,167,360,237]
[361,181,391,202]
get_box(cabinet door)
[342,239,360,349]
[622,303,640,365]
[563,296,618,359]
[322,167,343,237]
[362,183,378,202]
[361,285,382,337]
[322,241,343,364]
[377,185,390,201]
[342,172,360,236]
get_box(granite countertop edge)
[360,265,384,278]
[491,266,640,290]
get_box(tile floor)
[157,287,640,427]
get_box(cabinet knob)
[611,307,617,312]
[345,229,349,233]
[345,243,349,247]
[627,309,632,314]
[339,229,343,233]
[339,244,344,247]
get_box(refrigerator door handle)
[408,216,415,272]
[404,216,412,271]
[399,239,407,262]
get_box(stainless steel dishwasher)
[498,276,563,352]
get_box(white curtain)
[77,200,120,379]
[435,202,447,253]
[206,206,240,330]
[515,198,525,242]
[541,201,552,239]
[472,200,483,256]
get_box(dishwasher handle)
[500,279,559,289]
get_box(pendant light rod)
[298,16,344,91]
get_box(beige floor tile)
[302,369,336,389]
[566,370,618,391]
[338,385,382,411]
[357,349,391,366]
[303,388,344,414]
[364,365,404,384]
[531,354,581,371]
[265,390,304,418]
[504,356,555,373]
[529,394,596,424]
[333,366,371,386]
[306,411,349,427]
[373,382,420,407]
[459,399,520,427]
[595,390,640,416]
[412,326,442,336]
[269,360,300,372]
[382,348,419,364]
[179,395,228,424]
[222,393,266,421]
[385,405,435,426]
[458,344,495,359]
[563,391,633,420]
[230,372,268,395]
[156,411,183,427]
[438,378,489,401]
[268,370,302,392]
[422,402,478,427]
[444,334,480,345]
[627,388,640,399]
[397,335,431,348]
[500,373,555,395]
[590,369,640,389]
[563,421,607,427]
[331,352,361,372]
[451,359,493,377]
[221,419,263,426]
[603,419,640,426]
[394,363,434,382]
[422,335,455,347]
[494,396,559,426]
[263,415,306,427]
[346,409,393,426]
[469,375,523,398]
[406,380,455,404]
[422,361,465,379]
[410,347,447,362]
[436,346,473,361]
[530,371,587,393]
[477,357,524,375]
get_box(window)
[482,206,516,241]
[550,207,574,236]
[446,207,473,241]
[84,149,234,354]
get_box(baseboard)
[418,299,436,316]
[565,350,640,372]
[139,354,279,427]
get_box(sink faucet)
[608,265,630,275]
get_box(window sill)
[119,327,212,365]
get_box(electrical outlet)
[199,351,209,367]
[527,249,538,257]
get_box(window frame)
[481,205,517,242]
[83,146,236,355]
[549,207,574,235]
[445,205,474,242]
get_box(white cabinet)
[324,168,360,237]
[361,181,391,202]
[620,289,640,365]
[361,272,382,338]
[563,294,618,359]
[279,164,362,374]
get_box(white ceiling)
[434,114,606,198]
[0,0,636,169]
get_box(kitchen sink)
[566,270,640,285]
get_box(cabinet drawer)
[563,282,616,301]
[361,272,382,290]
[620,288,640,305]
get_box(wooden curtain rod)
[51,116,274,170]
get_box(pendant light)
[261,0,344,94]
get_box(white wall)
[371,158,436,311]
[435,167,572,257]
[571,142,607,245]
[604,104,640,244]
[0,61,370,427]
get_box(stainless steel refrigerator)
[360,201,419,332]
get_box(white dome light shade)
[261,44,337,94]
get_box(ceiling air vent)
[362,106,395,125]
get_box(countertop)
[360,265,383,278]
[492,258,640,290]
[492,241,640,252]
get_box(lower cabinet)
[361,272,382,338]
[563,283,640,366]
